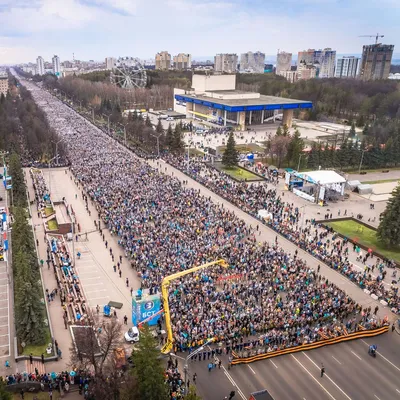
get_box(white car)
[124,327,140,343]
[166,117,174,121]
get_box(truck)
[249,389,276,400]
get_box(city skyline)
[0,0,399,64]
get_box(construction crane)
[160,259,229,354]
[359,33,384,45]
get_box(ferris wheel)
[110,57,147,89]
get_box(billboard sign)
[132,293,161,326]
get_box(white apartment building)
[214,53,238,73]
[105,57,116,70]
[52,55,61,75]
[297,48,336,78]
[240,51,265,73]
[276,51,292,75]
[335,56,360,78]
[36,56,45,75]
[278,70,298,83]
[0,72,8,96]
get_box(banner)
[132,293,161,326]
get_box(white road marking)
[361,340,400,373]
[222,369,247,400]
[332,356,342,365]
[351,351,362,360]
[302,353,352,400]
[270,360,278,369]
[291,355,336,400]
[374,395,381,400]
[396,389,400,394]
[247,365,256,375]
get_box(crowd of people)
[24,83,390,343]
[165,155,399,315]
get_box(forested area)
[0,83,65,165]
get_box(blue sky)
[0,0,399,64]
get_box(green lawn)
[361,179,399,185]
[220,166,261,181]
[47,219,58,231]
[326,219,400,263]
[44,206,54,216]
[21,328,52,358]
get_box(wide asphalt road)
[187,330,400,400]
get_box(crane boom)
[359,33,384,44]
[160,259,228,354]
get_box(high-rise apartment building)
[214,53,238,73]
[0,72,8,96]
[239,51,265,73]
[36,56,45,75]
[297,48,336,78]
[52,55,61,75]
[276,51,292,75]
[173,53,192,70]
[155,51,171,70]
[335,56,360,78]
[359,44,394,81]
[297,61,317,80]
[105,57,116,70]
[278,70,298,83]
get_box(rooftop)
[176,91,312,112]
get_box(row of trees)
[9,153,46,346]
[238,73,400,122]
[0,82,64,164]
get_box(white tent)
[303,170,346,185]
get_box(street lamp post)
[118,123,128,146]
[51,139,62,166]
[358,149,366,174]
[171,338,213,394]
[103,113,112,136]
[150,133,160,158]
[48,155,58,197]
[297,154,303,172]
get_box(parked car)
[124,326,140,343]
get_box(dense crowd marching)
[13,79,393,397]
[166,156,400,315]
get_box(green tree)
[166,124,174,149]
[173,123,183,151]
[222,132,239,168]
[363,122,369,136]
[8,153,27,208]
[145,114,152,128]
[132,324,169,400]
[349,121,356,138]
[0,380,12,400]
[14,249,45,345]
[156,119,164,134]
[282,124,290,136]
[377,184,400,246]
[286,128,304,168]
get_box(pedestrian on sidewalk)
[119,270,122,278]
[41,353,45,364]
[124,315,128,325]
[193,373,197,384]
[57,348,62,359]
[126,278,129,287]
[113,265,116,272]
[30,353,33,364]
[320,364,325,377]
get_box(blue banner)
[132,293,161,326]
